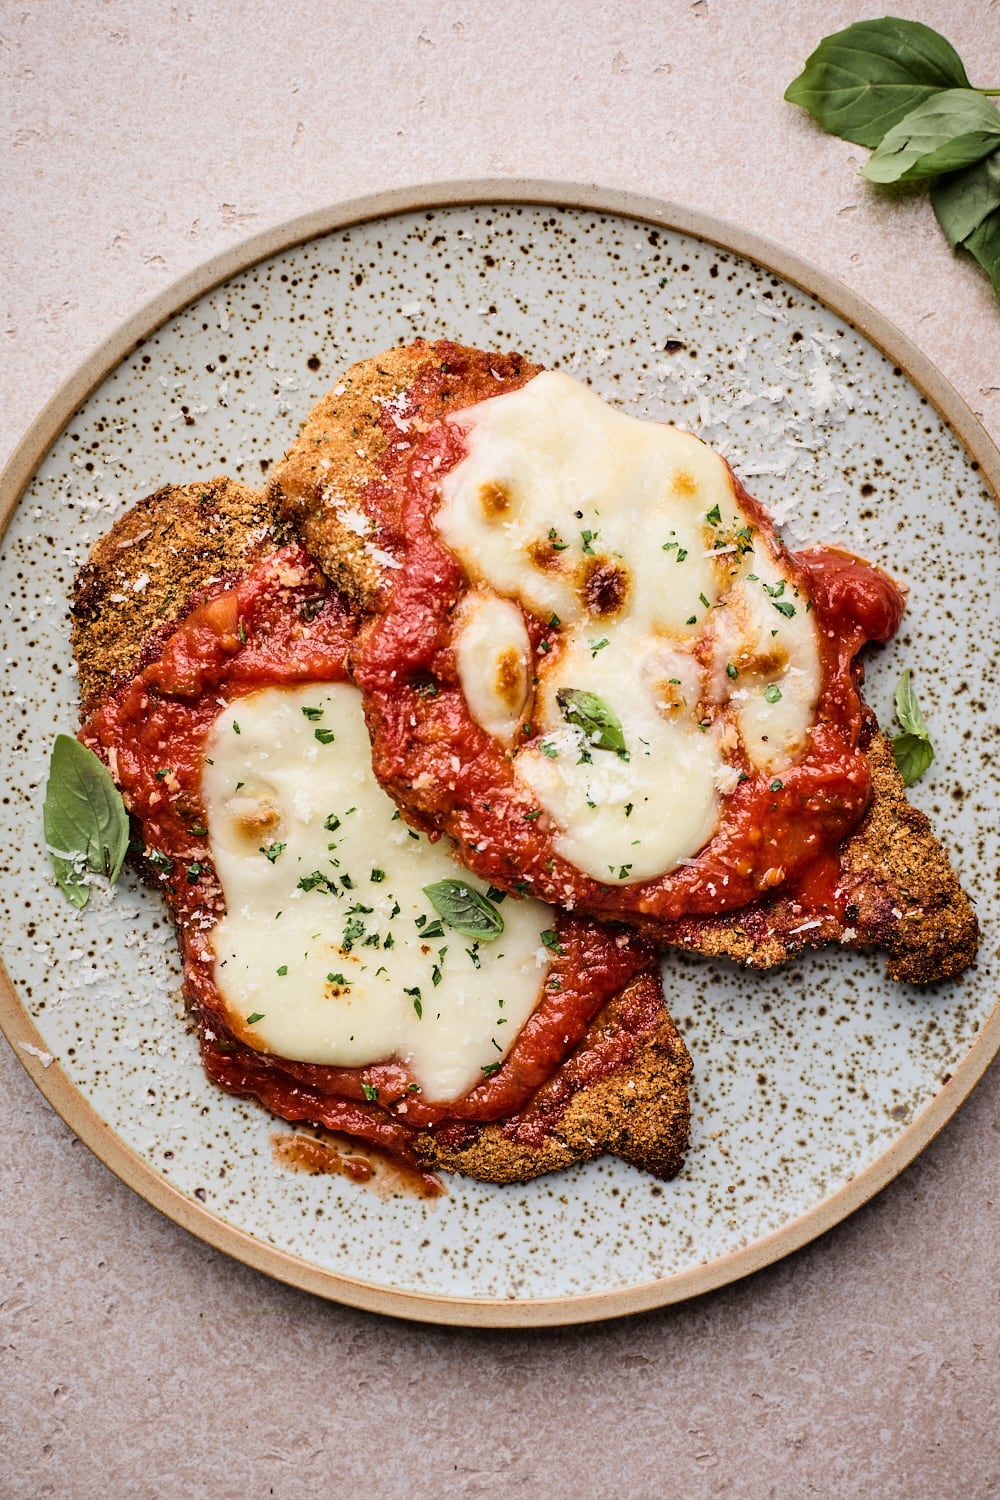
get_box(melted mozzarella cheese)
[437,371,822,882]
[202,684,550,1102]
[453,590,531,746]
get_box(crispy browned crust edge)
[652,732,979,984]
[266,339,541,613]
[419,975,692,1184]
[70,476,275,709]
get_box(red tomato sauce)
[80,545,659,1169]
[352,393,907,928]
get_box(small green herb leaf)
[362,1083,379,1102]
[246,1012,265,1025]
[540,929,564,955]
[784,18,971,149]
[892,732,935,785]
[895,667,930,737]
[44,735,130,908]
[422,879,505,940]
[556,687,627,755]
[862,90,1000,184]
[891,669,935,785]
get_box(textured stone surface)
[2,3,998,1496]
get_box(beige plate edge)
[1,177,998,1328]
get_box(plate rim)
[2,176,998,1328]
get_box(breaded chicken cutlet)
[70,479,691,1185]
[268,340,979,985]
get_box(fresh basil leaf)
[862,89,1000,183]
[894,668,929,737]
[556,687,627,755]
[931,148,1000,245]
[785,18,971,149]
[891,732,935,786]
[964,204,1000,297]
[422,879,505,940]
[890,670,934,785]
[44,734,130,908]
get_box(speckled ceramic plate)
[1,183,998,1327]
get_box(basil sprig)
[43,735,130,908]
[786,18,1000,300]
[555,687,627,756]
[422,879,505,940]
[890,669,935,786]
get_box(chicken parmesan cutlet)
[269,341,978,984]
[70,482,691,1184]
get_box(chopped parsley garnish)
[361,1083,379,1102]
[685,614,697,626]
[298,870,335,893]
[726,662,739,680]
[770,779,784,792]
[581,528,597,554]
[540,929,564,955]
[706,503,722,526]
[246,1012,265,1025]
[481,1062,501,1078]
[764,684,783,704]
[342,916,366,951]
[404,986,423,1018]
[276,966,288,977]
[589,637,609,656]
[370,868,385,883]
[548,613,561,629]
[147,849,174,872]
[186,862,203,883]
[301,706,324,720]
[548,527,569,551]
[327,972,347,985]
[232,722,241,735]
[539,740,559,758]
[260,842,286,863]
[771,599,797,618]
[324,814,341,833]
[699,593,711,609]
[314,727,335,745]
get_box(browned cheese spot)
[494,645,527,712]
[672,469,697,498]
[229,792,280,842]
[741,641,790,677]
[527,537,566,572]
[479,480,512,520]
[580,557,631,618]
[653,679,686,718]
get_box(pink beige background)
[2,3,998,1495]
